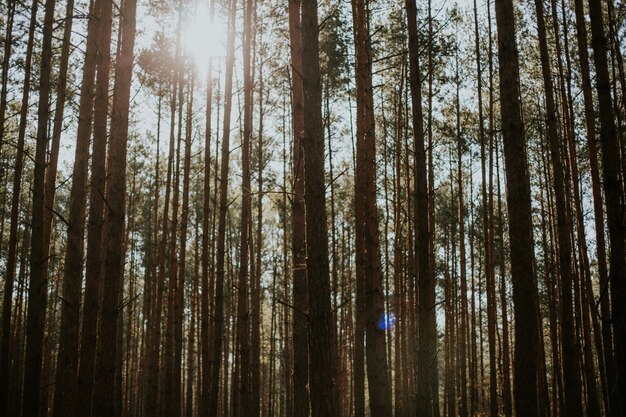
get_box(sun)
[182,2,227,69]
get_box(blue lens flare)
[377,311,397,331]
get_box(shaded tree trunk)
[92,0,137,414]
[493,0,541,414]
[22,1,55,415]
[300,0,340,414]
[405,0,438,414]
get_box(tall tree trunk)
[300,0,339,414]
[233,0,254,410]
[208,0,237,413]
[493,0,541,414]
[405,0,438,414]
[532,0,583,415]
[92,0,137,413]
[251,49,263,417]
[473,0,498,413]
[51,0,100,417]
[201,3,215,416]
[573,0,617,413]
[0,0,35,412]
[22,1,55,416]
[288,0,310,414]
[588,0,626,412]
[178,69,194,417]
[73,0,108,411]
[351,0,393,415]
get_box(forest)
[0,0,625,414]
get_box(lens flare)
[377,311,397,331]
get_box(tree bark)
[532,0,583,414]
[588,0,626,411]
[92,0,137,413]
[0,0,34,412]
[493,0,541,414]
[208,0,237,413]
[405,0,438,414]
[288,0,310,415]
[22,1,55,415]
[301,0,340,414]
[351,0,393,415]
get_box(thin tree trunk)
[288,0,310,414]
[532,0,583,414]
[208,0,237,412]
[0,0,35,412]
[22,1,55,415]
[405,0,438,414]
[233,0,254,409]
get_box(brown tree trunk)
[208,0,237,413]
[301,0,339,414]
[532,0,583,415]
[22,1,55,416]
[233,0,254,410]
[288,0,310,414]
[493,0,541,414]
[73,0,108,412]
[351,0,393,415]
[473,0,497,413]
[588,0,626,412]
[201,4,215,416]
[573,0,617,413]
[92,0,137,413]
[0,0,34,412]
[405,0,438,414]
[56,0,111,415]
[251,49,263,417]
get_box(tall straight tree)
[351,0,392,415]
[72,0,109,412]
[22,1,55,416]
[532,0,582,414]
[92,0,137,413]
[588,0,626,411]
[233,0,254,411]
[0,0,36,412]
[208,0,237,413]
[201,3,216,417]
[405,0,438,414]
[56,0,112,415]
[572,0,616,412]
[493,0,541,414]
[287,0,309,414]
[300,0,339,414]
